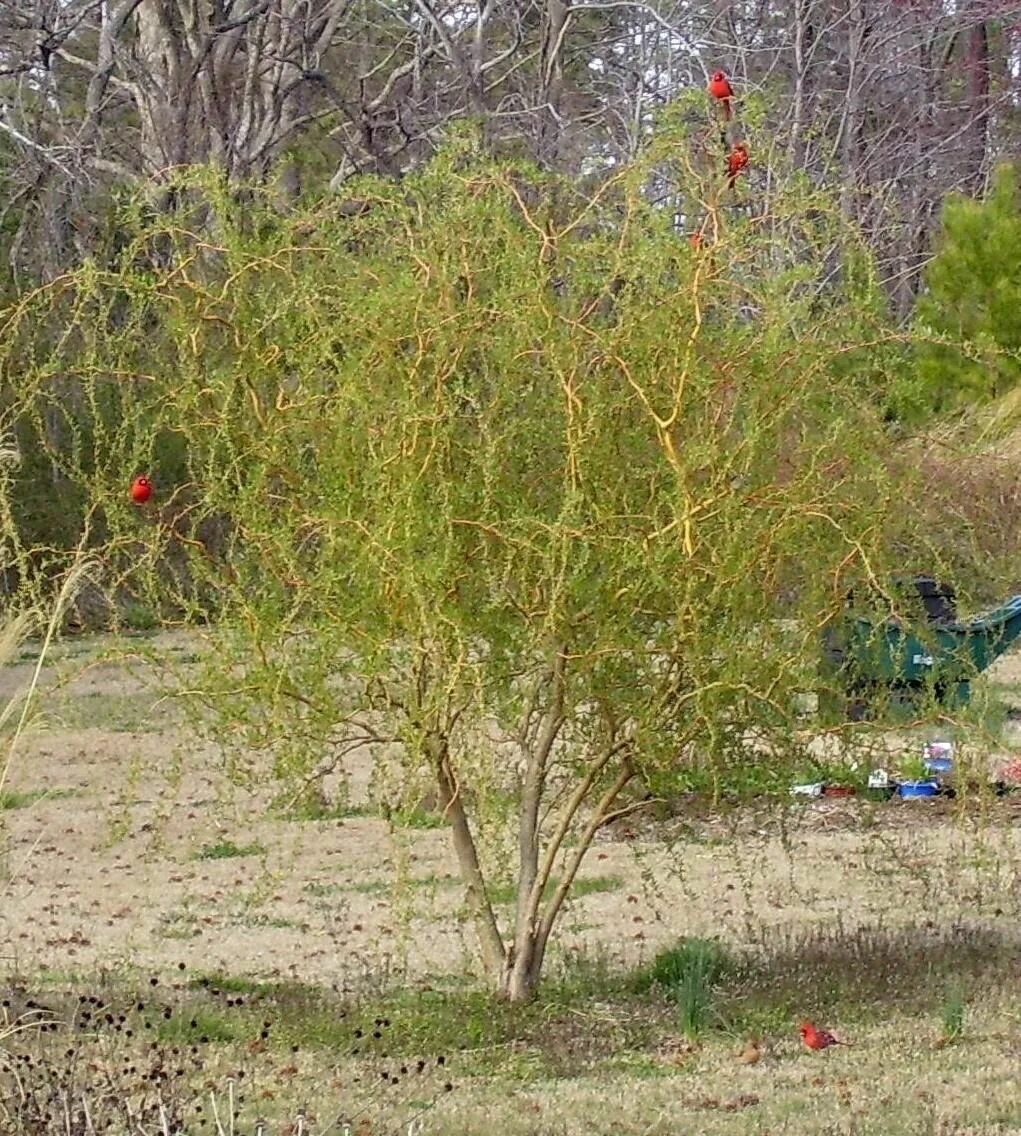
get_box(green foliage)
[634,939,732,1040]
[487,874,622,906]
[940,980,966,1043]
[193,840,265,861]
[901,163,1021,420]
[633,938,733,994]
[270,787,369,821]
[0,788,77,810]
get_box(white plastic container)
[790,781,824,798]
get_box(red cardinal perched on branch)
[130,474,154,504]
[726,142,749,188]
[708,70,735,120]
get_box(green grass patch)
[49,690,174,733]
[632,938,733,1040]
[154,1008,238,1045]
[0,786,79,810]
[188,972,271,996]
[487,873,623,906]
[940,979,967,1043]
[304,873,458,899]
[632,938,733,995]
[6,917,1021,1117]
[234,913,307,930]
[390,804,448,829]
[193,839,265,861]
[170,958,655,1077]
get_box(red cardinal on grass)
[726,142,749,188]
[130,474,153,504]
[708,70,735,120]
[799,1021,848,1051]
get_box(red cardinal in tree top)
[708,70,735,119]
[799,1022,848,1051]
[130,474,153,504]
[726,142,749,187]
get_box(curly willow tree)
[0,131,918,1001]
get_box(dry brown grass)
[2,634,1021,1134]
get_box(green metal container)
[823,586,1021,712]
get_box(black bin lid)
[894,574,956,600]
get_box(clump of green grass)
[633,938,732,1041]
[48,689,172,733]
[390,803,448,829]
[307,873,459,898]
[189,971,271,996]
[0,787,77,810]
[940,980,966,1044]
[154,1007,238,1044]
[193,839,265,861]
[190,961,652,1079]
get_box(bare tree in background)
[1,0,1021,306]
[695,0,1021,312]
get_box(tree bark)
[961,9,990,196]
[503,756,633,1003]
[426,728,506,982]
[537,0,570,165]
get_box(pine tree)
[907,163,1021,418]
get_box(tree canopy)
[0,137,939,998]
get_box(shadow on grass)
[0,969,456,1135]
[724,920,1021,1033]
[5,920,1019,1094]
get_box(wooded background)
[2,1,1019,315]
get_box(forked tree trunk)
[502,928,548,1003]
[426,729,506,979]
[429,706,635,1002]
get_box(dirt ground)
[3,632,1021,1134]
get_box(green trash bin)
[821,577,1021,717]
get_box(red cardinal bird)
[130,474,154,504]
[799,1021,848,1051]
[707,71,735,120]
[726,142,749,188]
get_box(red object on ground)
[799,1022,847,1050]
[1001,757,1021,784]
[708,71,735,119]
[822,785,856,798]
[130,475,153,504]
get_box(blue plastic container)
[898,780,940,799]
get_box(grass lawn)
[2,633,1021,1134]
